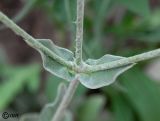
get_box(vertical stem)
[75,0,85,65]
[52,77,79,121]
[52,0,85,121]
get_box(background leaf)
[20,83,72,121]
[115,0,150,16]
[77,95,105,121]
[0,64,41,111]
[120,67,160,121]
[19,113,39,121]
[45,75,87,102]
[103,87,135,121]
[39,83,67,121]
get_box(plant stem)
[52,76,79,121]
[0,11,73,68]
[52,0,85,120]
[75,0,85,65]
[84,48,160,72]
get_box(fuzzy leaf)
[79,55,135,89]
[37,39,75,81]
[39,83,67,121]
[20,83,72,121]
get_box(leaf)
[45,76,66,102]
[66,0,77,21]
[135,29,160,43]
[37,39,75,81]
[112,96,135,121]
[148,9,160,29]
[79,54,135,89]
[93,0,111,39]
[19,113,39,121]
[39,83,67,121]
[63,111,73,121]
[20,83,73,121]
[26,64,41,92]
[45,75,87,102]
[120,67,160,121]
[39,0,76,27]
[103,87,135,121]
[0,64,41,111]
[21,111,73,121]
[133,9,160,43]
[77,95,105,121]
[115,0,150,17]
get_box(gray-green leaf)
[39,83,67,121]
[79,55,135,89]
[19,113,39,121]
[116,0,150,17]
[20,83,72,121]
[37,39,75,81]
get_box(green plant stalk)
[0,11,73,69]
[52,76,79,121]
[52,0,85,120]
[83,48,160,72]
[75,0,85,65]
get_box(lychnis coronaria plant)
[0,0,160,121]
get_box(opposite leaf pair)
[37,39,134,89]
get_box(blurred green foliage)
[0,0,160,121]
[0,53,41,111]
[77,95,105,121]
[103,67,160,121]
